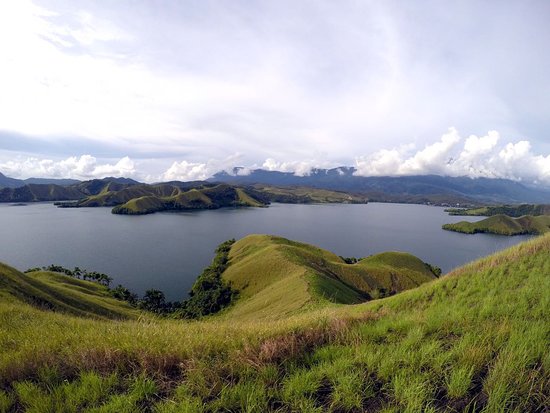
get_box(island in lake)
[57,183,369,215]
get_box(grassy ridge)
[443,214,550,235]
[0,235,548,411]
[221,235,438,321]
[0,265,137,320]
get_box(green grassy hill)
[0,235,548,411]
[222,235,438,320]
[110,184,266,215]
[0,264,137,320]
[443,214,550,235]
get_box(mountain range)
[2,168,550,204]
[212,167,550,204]
[0,172,81,188]
[0,177,140,203]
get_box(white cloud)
[400,128,462,175]
[354,129,550,184]
[161,154,244,182]
[1,129,548,186]
[261,158,333,176]
[0,155,136,180]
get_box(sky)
[0,0,549,184]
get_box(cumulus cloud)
[354,129,550,184]
[161,154,247,182]
[0,155,136,180]
[262,158,334,176]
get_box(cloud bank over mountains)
[355,129,550,184]
[2,129,549,186]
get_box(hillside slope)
[443,214,550,235]
[0,235,548,411]
[222,235,438,320]
[0,264,137,320]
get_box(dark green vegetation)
[177,239,237,319]
[446,203,550,217]
[0,235,549,411]
[443,214,550,235]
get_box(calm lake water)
[0,202,532,301]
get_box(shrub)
[176,239,237,319]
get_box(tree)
[139,289,166,313]
[111,285,138,305]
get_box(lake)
[0,202,532,301]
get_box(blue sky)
[0,0,549,184]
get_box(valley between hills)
[0,231,548,412]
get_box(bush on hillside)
[176,239,237,319]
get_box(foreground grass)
[1,234,549,411]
